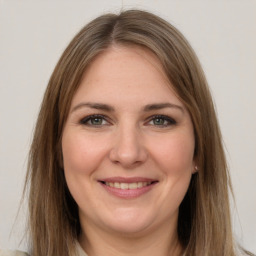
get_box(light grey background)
[0,0,255,253]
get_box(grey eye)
[80,115,108,126]
[148,115,177,127]
[89,117,103,125]
[153,117,167,125]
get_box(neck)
[79,218,183,256]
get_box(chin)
[105,220,152,236]
[98,207,160,235]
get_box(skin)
[62,45,196,256]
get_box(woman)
[3,9,253,256]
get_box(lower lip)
[99,182,157,199]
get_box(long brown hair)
[25,9,251,256]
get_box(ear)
[192,158,199,174]
[192,153,199,174]
[192,165,199,174]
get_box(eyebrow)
[71,102,115,113]
[71,102,184,113]
[143,103,184,113]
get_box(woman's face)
[62,45,195,236]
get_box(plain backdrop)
[0,0,255,253]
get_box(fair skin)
[62,45,195,256]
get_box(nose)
[109,124,148,168]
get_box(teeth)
[137,182,143,188]
[120,183,129,189]
[105,181,152,189]
[114,182,120,188]
[128,183,137,189]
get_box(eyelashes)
[79,114,177,128]
[80,114,109,126]
[147,115,177,126]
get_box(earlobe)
[192,165,199,174]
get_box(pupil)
[154,118,164,125]
[92,118,102,125]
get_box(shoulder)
[0,249,29,256]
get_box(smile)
[103,181,153,190]
[98,178,158,199]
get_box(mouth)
[99,181,158,190]
[98,177,158,199]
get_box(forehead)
[71,45,182,107]
[84,44,168,82]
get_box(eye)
[80,115,109,126]
[148,115,176,127]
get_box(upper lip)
[98,176,158,183]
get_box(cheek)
[62,131,108,176]
[150,133,195,175]
[61,131,110,208]
[151,133,194,212]
[138,132,195,221]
